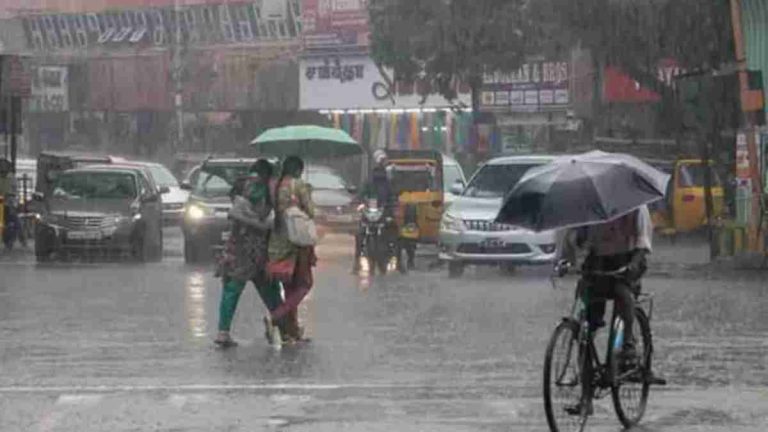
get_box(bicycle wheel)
[543,319,588,432]
[610,307,652,428]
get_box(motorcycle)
[359,200,406,275]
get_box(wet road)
[0,228,767,431]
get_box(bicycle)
[543,265,663,432]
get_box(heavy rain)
[0,1,767,431]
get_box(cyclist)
[557,205,653,367]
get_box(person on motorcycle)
[0,158,20,249]
[352,150,398,275]
[557,205,652,367]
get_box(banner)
[481,60,569,112]
[300,55,470,109]
[29,66,69,113]
[302,0,369,53]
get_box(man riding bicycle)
[557,205,652,366]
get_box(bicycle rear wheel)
[543,320,588,432]
[610,308,652,428]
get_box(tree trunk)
[703,126,717,261]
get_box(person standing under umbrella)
[557,205,653,365]
[214,159,282,348]
[267,156,316,343]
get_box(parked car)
[438,155,560,278]
[34,164,167,262]
[307,165,358,233]
[118,161,189,226]
[181,158,255,263]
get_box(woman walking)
[267,156,316,344]
[214,159,282,348]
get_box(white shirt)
[557,205,653,262]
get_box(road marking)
[0,382,498,394]
[55,394,103,406]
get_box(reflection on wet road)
[0,230,766,431]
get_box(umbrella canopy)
[495,151,670,232]
[250,125,362,158]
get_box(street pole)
[173,0,184,154]
[729,0,764,252]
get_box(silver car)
[439,155,559,278]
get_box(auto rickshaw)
[647,158,725,234]
[385,151,444,264]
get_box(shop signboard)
[0,56,32,97]
[302,0,369,53]
[29,66,68,113]
[481,60,569,111]
[21,0,300,52]
[300,55,470,109]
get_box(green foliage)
[368,0,532,107]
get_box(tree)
[368,0,533,116]
[536,0,737,257]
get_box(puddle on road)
[185,272,208,340]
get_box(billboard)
[302,0,369,53]
[481,60,570,112]
[88,55,171,111]
[21,0,301,52]
[300,55,470,110]
[29,66,68,112]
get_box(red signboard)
[1,56,32,97]
[603,59,685,104]
[302,0,370,52]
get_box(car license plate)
[481,238,504,248]
[67,230,103,240]
[326,214,354,223]
[221,231,231,242]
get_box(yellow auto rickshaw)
[648,158,725,234]
[385,150,444,265]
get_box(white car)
[439,155,559,278]
[120,161,189,226]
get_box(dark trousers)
[579,252,640,348]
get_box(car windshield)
[147,165,179,188]
[53,171,137,200]
[192,164,250,197]
[443,164,464,189]
[307,170,347,190]
[463,163,541,198]
[678,164,723,188]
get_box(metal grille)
[462,219,515,232]
[164,203,185,210]
[457,243,531,255]
[63,216,106,229]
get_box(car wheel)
[34,228,53,262]
[184,237,201,264]
[131,232,147,262]
[147,226,163,262]
[448,262,464,278]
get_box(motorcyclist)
[352,150,398,274]
[0,158,20,249]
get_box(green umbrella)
[250,125,362,158]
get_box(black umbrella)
[496,151,670,232]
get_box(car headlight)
[441,213,464,232]
[186,203,209,220]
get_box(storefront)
[481,59,572,156]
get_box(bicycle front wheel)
[543,319,587,432]
[610,307,652,428]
